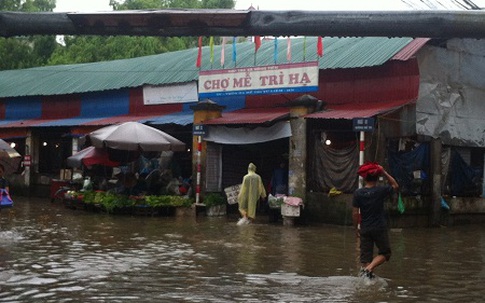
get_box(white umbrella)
[0,139,21,175]
[86,122,186,152]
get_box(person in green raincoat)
[237,163,266,225]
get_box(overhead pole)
[2,10,485,38]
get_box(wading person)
[0,164,9,193]
[352,162,399,279]
[0,164,13,209]
[237,163,266,225]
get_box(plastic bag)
[397,192,405,214]
[441,197,450,210]
[0,189,13,208]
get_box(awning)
[202,107,292,144]
[145,112,193,126]
[0,109,193,132]
[204,107,290,125]
[0,114,168,128]
[0,90,191,131]
[205,121,291,144]
[305,99,416,120]
[0,128,28,139]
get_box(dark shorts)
[360,228,391,264]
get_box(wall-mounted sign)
[143,82,198,105]
[353,117,375,132]
[24,155,31,166]
[198,62,319,98]
[193,124,207,136]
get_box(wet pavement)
[0,196,483,302]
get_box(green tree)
[0,0,57,70]
[49,0,235,65]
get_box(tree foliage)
[0,0,235,69]
[0,0,57,70]
[49,0,235,65]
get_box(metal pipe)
[1,10,485,38]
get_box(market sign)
[198,61,319,98]
[143,82,198,105]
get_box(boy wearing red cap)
[352,162,399,279]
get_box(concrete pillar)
[430,138,442,227]
[287,94,319,199]
[23,131,33,189]
[190,100,225,202]
[482,153,485,198]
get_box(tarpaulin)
[388,143,429,195]
[204,121,291,144]
[417,39,485,147]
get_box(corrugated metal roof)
[392,38,430,61]
[0,114,163,128]
[204,107,290,125]
[0,36,417,98]
[305,99,416,120]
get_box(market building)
[0,36,483,226]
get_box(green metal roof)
[0,36,413,98]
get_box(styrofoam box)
[281,204,300,217]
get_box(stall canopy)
[66,146,120,168]
[204,122,291,144]
[204,107,290,125]
[203,107,291,144]
[305,99,416,120]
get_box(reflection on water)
[0,197,483,302]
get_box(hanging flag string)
[220,37,227,68]
[254,35,261,65]
[196,36,203,68]
[286,36,292,62]
[209,36,214,68]
[274,37,278,64]
[317,36,324,58]
[317,36,324,67]
[303,36,307,61]
[232,37,237,67]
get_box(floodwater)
[0,197,483,303]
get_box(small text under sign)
[353,118,375,132]
[193,124,207,137]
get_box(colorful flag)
[255,35,261,53]
[303,36,307,61]
[286,36,291,62]
[196,36,203,68]
[232,37,237,63]
[273,37,278,64]
[317,36,323,57]
[209,36,214,64]
[221,37,227,67]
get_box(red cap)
[357,162,383,178]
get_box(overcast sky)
[53,0,485,12]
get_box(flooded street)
[0,197,483,302]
